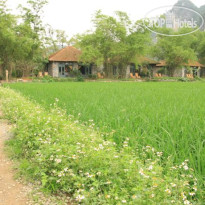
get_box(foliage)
[43,24,69,55]
[0,0,48,78]
[151,28,197,76]
[74,11,151,77]
[70,70,82,77]
[88,74,97,79]
[76,75,84,82]
[5,82,205,192]
[0,87,201,204]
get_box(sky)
[6,0,205,38]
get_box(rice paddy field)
[5,82,205,186]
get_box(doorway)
[59,64,65,77]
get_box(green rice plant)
[0,87,201,204]
[4,82,205,194]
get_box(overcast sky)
[7,0,205,38]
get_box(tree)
[43,24,69,56]
[74,11,151,78]
[192,31,205,64]
[56,29,68,48]
[19,0,48,36]
[0,0,18,76]
[151,28,197,76]
[0,0,49,79]
[17,0,49,75]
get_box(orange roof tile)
[156,60,204,67]
[156,60,166,67]
[49,46,81,62]
[185,60,204,67]
[137,56,159,65]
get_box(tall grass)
[0,87,199,204]
[6,82,205,186]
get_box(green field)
[6,82,205,184]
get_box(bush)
[53,78,75,82]
[76,75,84,82]
[0,87,200,204]
[12,70,23,78]
[88,74,97,79]
[140,71,148,77]
[178,77,189,82]
[0,75,3,80]
[70,70,82,77]
[157,68,167,75]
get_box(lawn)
[6,82,205,185]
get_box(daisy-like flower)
[183,165,189,170]
[139,168,144,176]
[165,189,171,194]
[55,158,62,164]
[171,183,176,187]
[184,200,190,205]
[76,195,85,202]
[157,152,163,157]
[148,165,153,170]
[150,194,155,198]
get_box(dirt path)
[0,117,31,205]
[0,112,72,205]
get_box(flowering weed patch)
[0,87,201,204]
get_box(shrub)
[12,70,23,78]
[0,87,200,204]
[76,75,84,82]
[88,74,97,79]
[178,77,189,82]
[70,70,82,77]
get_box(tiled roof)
[137,56,159,65]
[157,60,204,67]
[185,60,204,67]
[49,46,81,62]
[156,60,166,67]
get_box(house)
[47,46,160,78]
[133,57,159,77]
[47,46,95,78]
[156,60,205,77]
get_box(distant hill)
[199,5,205,30]
[172,0,205,30]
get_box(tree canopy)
[151,28,199,76]
[74,11,151,77]
[0,0,48,78]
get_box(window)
[130,64,136,75]
[113,66,117,75]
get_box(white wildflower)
[148,165,153,170]
[183,165,189,170]
[55,159,62,164]
[165,189,171,194]
[184,200,190,205]
[157,152,163,157]
[76,195,85,202]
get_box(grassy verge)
[0,87,202,204]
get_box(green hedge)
[0,87,199,204]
